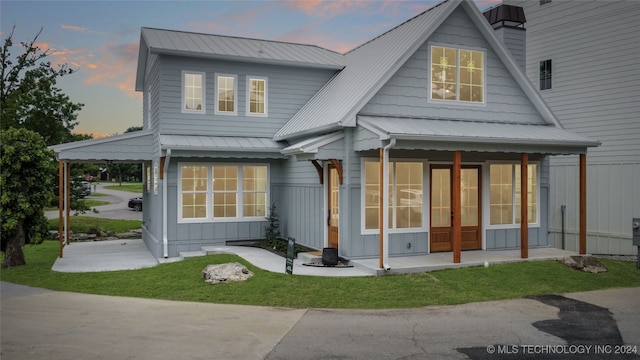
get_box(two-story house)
[51,0,598,267]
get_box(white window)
[153,164,158,195]
[215,74,237,115]
[489,163,538,226]
[431,45,485,103]
[179,163,269,222]
[362,159,425,232]
[182,71,205,113]
[246,76,267,116]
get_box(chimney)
[483,4,526,71]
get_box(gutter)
[162,148,171,258]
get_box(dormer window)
[430,46,484,103]
[182,71,205,113]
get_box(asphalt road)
[46,182,142,220]
[1,282,638,360]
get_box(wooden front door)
[430,165,481,252]
[328,165,339,248]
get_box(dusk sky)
[1,0,498,139]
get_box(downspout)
[380,138,396,271]
[162,149,171,258]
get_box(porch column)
[452,151,461,264]
[58,160,64,258]
[520,153,528,259]
[579,154,587,254]
[379,148,384,269]
[65,162,71,245]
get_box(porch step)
[179,250,206,259]
[297,251,323,264]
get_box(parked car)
[128,196,143,211]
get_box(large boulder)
[201,263,253,284]
[559,256,608,273]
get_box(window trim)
[360,158,429,235]
[178,162,270,223]
[429,44,486,105]
[246,76,268,117]
[485,161,540,229]
[181,70,206,114]
[215,73,238,115]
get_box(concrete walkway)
[52,238,579,277]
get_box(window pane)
[184,73,203,111]
[364,161,380,229]
[461,168,478,226]
[213,166,238,218]
[249,78,266,114]
[182,193,207,219]
[395,162,422,228]
[460,50,483,102]
[242,166,267,217]
[515,164,537,223]
[431,46,457,100]
[490,164,513,224]
[431,168,451,227]
[217,76,235,112]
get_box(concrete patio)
[52,239,579,276]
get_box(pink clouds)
[287,0,368,18]
[61,24,89,32]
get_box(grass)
[104,182,142,193]
[47,217,142,233]
[1,240,638,309]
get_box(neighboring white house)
[505,0,640,255]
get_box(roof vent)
[483,4,526,30]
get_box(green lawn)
[47,217,142,233]
[2,241,638,309]
[103,182,142,193]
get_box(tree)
[102,126,143,184]
[1,128,56,267]
[1,27,84,146]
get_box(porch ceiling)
[357,115,600,155]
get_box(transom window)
[247,76,267,116]
[363,160,424,231]
[431,46,484,103]
[489,163,537,225]
[179,164,268,221]
[216,74,237,115]
[183,71,205,113]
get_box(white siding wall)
[506,0,640,254]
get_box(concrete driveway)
[46,182,142,220]
[2,282,638,360]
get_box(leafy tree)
[102,126,143,184]
[1,27,84,146]
[1,128,56,267]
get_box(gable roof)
[273,0,562,141]
[135,27,345,91]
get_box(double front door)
[430,165,481,252]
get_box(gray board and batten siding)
[505,0,640,255]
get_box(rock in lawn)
[559,256,607,274]
[201,263,253,284]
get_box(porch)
[51,239,578,277]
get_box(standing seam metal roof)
[140,27,345,69]
[273,0,564,141]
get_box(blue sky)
[1,0,498,138]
